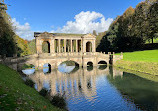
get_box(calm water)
[22,64,158,111]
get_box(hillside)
[115,50,158,75]
[0,64,62,111]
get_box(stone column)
[82,39,86,53]
[76,40,78,52]
[36,39,42,54]
[93,40,96,52]
[58,39,61,53]
[81,39,83,53]
[68,47,69,52]
[37,46,42,54]
[71,39,73,52]
[50,39,55,53]
[64,39,66,52]
[57,47,58,53]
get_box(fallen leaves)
[43,105,47,109]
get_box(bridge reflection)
[28,66,123,100]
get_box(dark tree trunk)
[152,37,154,44]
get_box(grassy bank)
[114,66,158,82]
[0,64,63,111]
[115,49,158,76]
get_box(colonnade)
[54,39,82,53]
[35,32,96,54]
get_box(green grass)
[116,60,158,75]
[114,66,158,82]
[121,49,158,62]
[0,64,63,111]
[115,49,158,76]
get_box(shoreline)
[0,64,64,111]
[114,60,158,82]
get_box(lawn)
[0,64,63,111]
[115,49,158,76]
[121,49,158,62]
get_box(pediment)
[38,32,53,38]
[82,34,96,38]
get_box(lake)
[22,64,158,111]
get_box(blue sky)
[5,0,141,40]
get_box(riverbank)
[0,64,63,111]
[115,49,158,81]
[115,60,158,75]
[114,63,158,82]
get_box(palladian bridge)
[0,32,123,71]
[31,32,123,69]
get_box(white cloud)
[50,11,113,34]
[12,18,34,40]
[11,11,113,40]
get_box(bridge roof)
[34,32,84,37]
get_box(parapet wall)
[0,52,123,71]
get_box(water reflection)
[58,64,75,74]
[29,66,107,99]
[22,68,35,75]
[108,72,158,111]
[43,63,51,74]
[22,66,35,75]
[21,64,158,111]
[97,65,107,70]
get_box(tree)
[96,31,106,47]
[93,30,97,36]
[96,35,111,52]
[0,1,32,57]
[148,2,158,43]
[0,1,17,57]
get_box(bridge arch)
[58,60,79,67]
[87,61,93,66]
[86,41,92,52]
[98,60,107,65]
[42,41,50,53]
[87,61,93,71]
[43,63,51,73]
[97,60,107,70]
[21,63,35,70]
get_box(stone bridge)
[0,32,123,70]
[31,32,123,70]
[16,52,123,71]
[0,52,123,71]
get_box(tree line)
[97,0,158,52]
[0,1,31,57]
